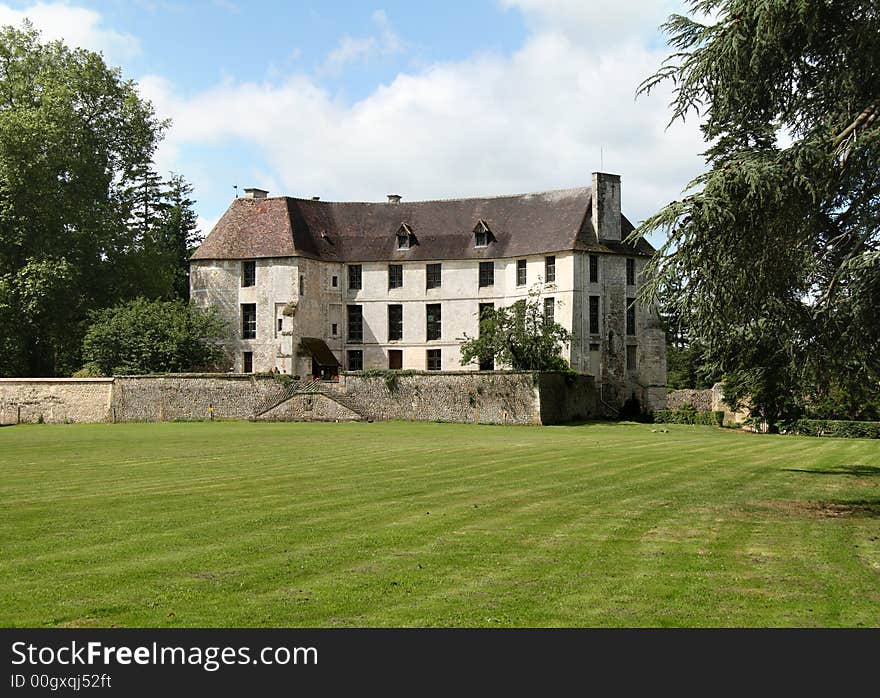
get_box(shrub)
[792,419,880,439]
[653,408,724,427]
[81,298,226,375]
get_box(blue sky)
[0,1,703,241]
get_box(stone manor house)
[189,172,667,411]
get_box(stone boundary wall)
[666,382,749,425]
[666,387,714,412]
[111,374,279,422]
[0,378,114,424]
[328,371,542,425]
[536,373,598,424]
[0,372,599,426]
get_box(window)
[299,274,305,296]
[626,258,636,286]
[388,304,403,341]
[241,303,256,339]
[331,322,338,336]
[347,305,363,343]
[545,256,556,283]
[277,317,283,333]
[426,304,441,340]
[474,220,493,247]
[426,263,442,289]
[516,259,527,286]
[589,343,600,373]
[388,350,403,370]
[426,349,442,371]
[589,296,599,335]
[242,351,253,373]
[478,302,494,331]
[589,255,598,283]
[242,260,256,287]
[479,261,494,288]
[478,303,495,370]
[626,297,636,335]
[347,350,363,371]
[388,264,403,289]
[348,265,362,290]
[396,223,414,250]
[544,297,555,324]
[626,345,637,373]
[331,275,338,288]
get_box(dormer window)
[474,220,494,247]
[396,223,414,250]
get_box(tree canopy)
[459,286,572,371]
[0,23,199,377]
[637,0,880,427]
[81,298,227,376]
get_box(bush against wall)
[653,405,724,427]
[81,298,227,375]
[792,419,880,439]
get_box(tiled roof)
[190,187,654,262]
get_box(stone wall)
[0,371,600,426]
[665,382,749,425]
[666,387,714,412]
[0,378,114,424]
[257,393,361,422]
[537,373,598,424]
[323,371,545,424]
[111,374,280,422]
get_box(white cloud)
[322,10,407,74]
[143,2,704,228]
[0,2,140,62]
[500,0,684,48]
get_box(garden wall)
[0,372,599,426]
[111,374,279,422]
[0,378,114,424]
[666,382,749,425]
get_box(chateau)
[189,172,666,411]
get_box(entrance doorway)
[388,350,403,369]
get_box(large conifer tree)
[638,0,880,426]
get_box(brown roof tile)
[190,187,654,262]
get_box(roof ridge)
[276,185,592,206]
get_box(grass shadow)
[783,464,880,478]
[552,419,654,427]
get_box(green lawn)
[1,421,878,627]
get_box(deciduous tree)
[81,298,227,375]
[459,285,572,371]
[0,23,166,375]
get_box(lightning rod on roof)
[233,185,238,199]
[600,146,604,170]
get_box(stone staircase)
[252,378,369,421]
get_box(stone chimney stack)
[244,188,269,199]
[591,172,621,241]
[387,194,402,204]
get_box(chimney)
[591,172,621,241]
[243,188,269,199]
[387,194,402,204]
